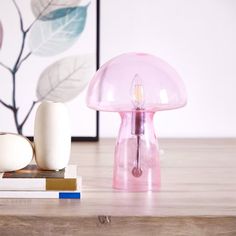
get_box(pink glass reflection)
[87,53,187,191]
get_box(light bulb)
[131,74,145,109]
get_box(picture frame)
[0,0,99,141]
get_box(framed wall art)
[0,0,99,141]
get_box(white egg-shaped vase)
[0,133,33,172]
[34,101,71,170]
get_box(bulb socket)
[131,110,145,135]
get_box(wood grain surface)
[0,138,236,235]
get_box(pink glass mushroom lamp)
[87,53,187,191]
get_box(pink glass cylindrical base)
[113,112,160,192]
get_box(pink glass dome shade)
[86,53,187,192]
[87,53,187,112]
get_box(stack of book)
[0,165,81,199]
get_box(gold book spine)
[46,179,77,191]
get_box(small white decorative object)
[34,101,71,170]
[0,133,33,172]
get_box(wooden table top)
[0,138,236,236]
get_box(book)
[0,165,81,191]
[0,191,81,199]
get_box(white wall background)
[99,0,236,137]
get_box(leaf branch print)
[28,6,88,56]
[0,0,90,134]
[0,62,12,73]
[36,55,93,102]
[31,0,81,19]
[0,99,14,111]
